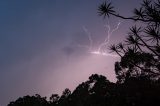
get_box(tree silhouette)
[8,94,48,106]
[99,0,160,82]
[7,74,160,106]
[49,94,59,105]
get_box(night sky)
[0,0,140,105]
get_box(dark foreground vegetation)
[8,0,160,106]
[8,74,160,106]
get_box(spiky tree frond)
[144,26,160,43]
[129,26,142,35]
[133,7,146,19]
[98,1,115,18]
[117,43,126,53]
[109,44,118,53]
[125,35,139,45]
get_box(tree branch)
[110,13,152,22]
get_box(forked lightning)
[80,21,121,57]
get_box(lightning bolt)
[90,51,118,57]
[77,21,121,57]
[76,26,93,51]
[82,26,93,51]
[97,21,121,52]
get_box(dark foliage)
[7,0,160,106]
[99,0,160,82]
[8,94,48,106]
[8,74,160,106]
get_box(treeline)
[8,74,160,106]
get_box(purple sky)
[0,0,141,105]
